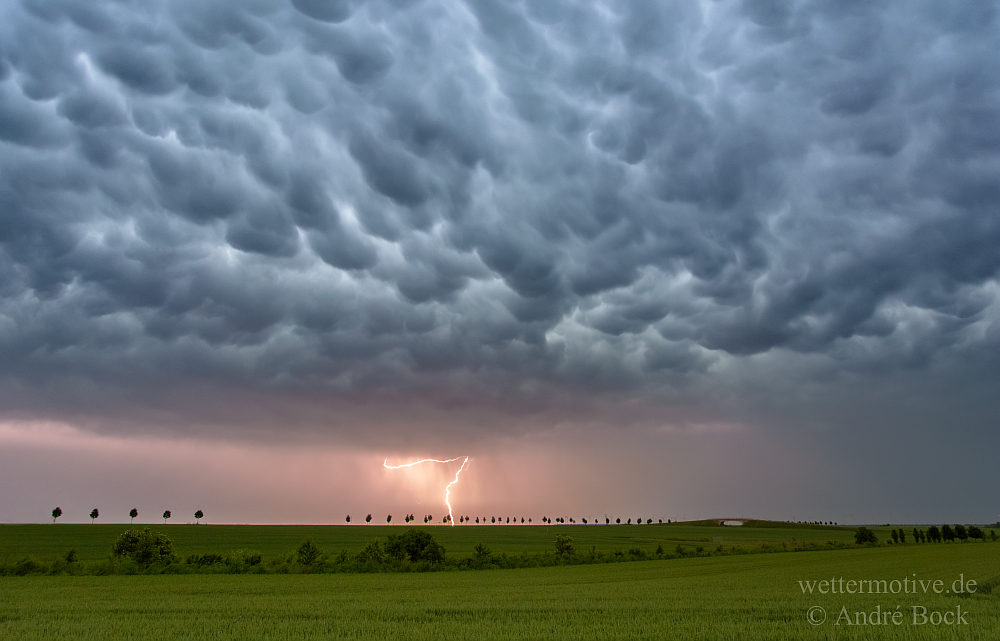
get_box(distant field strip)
[0,522,858,561]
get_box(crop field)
[0,520,860,562]
[2,523,998,640]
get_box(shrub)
[228,549,263,567]
[386,529,445,563]
[111,528,176,566]
[355,539,385,565]
[854,527,878,545]
[186,553,226,566]
[297,539,321,565]
[554,534,574,556]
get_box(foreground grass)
[2,544,998,640]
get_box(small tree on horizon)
[194,510,203,524]
[163,510,171,524]
[955,524,968,541]
[52,507,62,523]
[366,513,372,524]
[387,514,392,524]
[942,524,956,542]
[346,515,351,523]
[90,508,99,524]
[129,508,138,524]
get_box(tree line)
[51,507,204,524]
[854,525,997,545]
[343,514,672,525]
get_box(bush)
[854,527,879,545]
[186,553,226,567]
[385,529,444,563]
[111,528,176,566]
[228,549,263,568]
[297,539,322,565]
[355,539,385,565]
[554,534,574,556]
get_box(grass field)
[2,523,997,640]
[2,543,998,640]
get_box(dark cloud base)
[0,0,998,442]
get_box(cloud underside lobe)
[0,0,998,435]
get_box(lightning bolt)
[384,456,470,526]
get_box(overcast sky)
[1,0,998,526]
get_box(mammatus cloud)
[0,0,998,443]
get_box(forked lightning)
[384,456,470,526]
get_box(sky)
[1,0,998,526]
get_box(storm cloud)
[0,0,998,452]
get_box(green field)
[0,521,860,562]
[2,523,998,640]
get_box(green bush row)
[0,527,870,577]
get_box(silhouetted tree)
[129,508,138,524]
[912,527,920,542]
[606,517,610,524]
[346,515,351,523]
[942,524,956,542]
[968,526,984,540]
[475,517,479,524]
[52,507,62,523]
[90,508,99,524]
[955,524,968,541]
[616,517,621,524]
[194,510,203,524]
[491,516,495,523]
[627,518,631,525]
[365,513,372,524]
[582,518,588,524]
[891,529,899,543]
[927,525,941,542]
[647,518,652,525]
[163,510,171,524]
